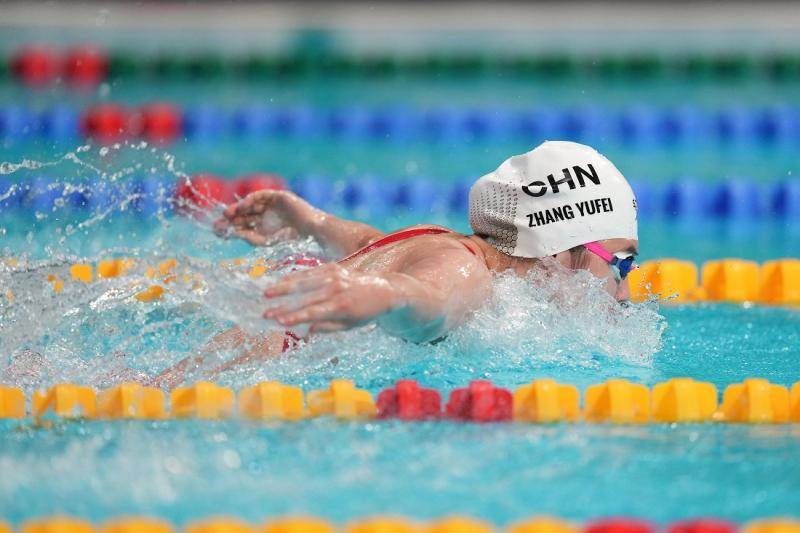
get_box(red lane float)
[63,46,107,86]
[445,380,513,422]
[377,380,442,420]
[135,103,183,144]
[81,104,131,143]
[586,519,654,533]
[669,520,738,533]
[11,45,61,86]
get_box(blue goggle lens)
[612,256,636,280]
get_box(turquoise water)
[2,189,799,525]
[2,31,800,526]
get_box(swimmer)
[152,141,639,387]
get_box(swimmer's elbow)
[377,312,448,344]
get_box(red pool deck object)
[63,46,108,86]
[668,520,737,533]
[81,104,131,143]
[135,103,183,144]
[11,46,61,86]
[445,380,512,422]
[585,519,654,533]
[377,380,442,420]
[235,173,287,197]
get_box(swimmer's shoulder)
[395,225,486,264]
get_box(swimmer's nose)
[615,277,631,302]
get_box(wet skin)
[216,189,637,340]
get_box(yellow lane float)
[628,259,699,303]
[22,518,94,533]
[513,379,580,423]
[97,383,166,419]
[186,520,254,533]
[702,259,761,303]
[427,518,492,533]
[718,378,790,423]
[510,518,579,533]
[239,381,306,421]
[760,259,800,305]
[264,518,334,533]
[102,519,172,533]
[0,385,25,418]
[584,379,650,424]
[170,381,235,419]
[32,384,97,419]
[652,378,718,422]
[347,518,419,533]
[307,379,376,419]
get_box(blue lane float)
[712,180,766,218]
[772,180,800,218]
[0,105,36,140]
[6,104,800,145]
[38,105,80,141]
[1,175,799,221]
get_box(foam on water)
[0,246,666,394]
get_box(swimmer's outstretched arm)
[214,190,383,258]
[149,328,288,390]
[262,242,492,343]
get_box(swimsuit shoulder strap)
[339,227,464,263]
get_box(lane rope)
[1,377,799,423]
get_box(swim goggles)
[584,242,638,282]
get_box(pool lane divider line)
[4,257,797,307]
[2,378,800,423]
[6,102,800,147]
[9,43,800,85]
[2,515,800,533]
[2,175,799,222]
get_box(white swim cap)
[469,141,638,258]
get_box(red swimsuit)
[339,227,476,263]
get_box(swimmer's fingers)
[213,213,259,237]
[223,190,284,220]
[265,264,343,297]
[272,300,342,327]
[214,219,269,245]
[223,193,265,219]
[262,287,333,318]
[309,321,348,333]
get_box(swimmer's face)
[552,238,638,302]
[582,238,638,302]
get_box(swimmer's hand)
[214,189,383,257]
[214,189,307,246]
[262,263,398,333]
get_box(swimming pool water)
[2,28,800,527]
[1,298,799,525]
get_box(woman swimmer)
[151,141,639,388]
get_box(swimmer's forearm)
[374,253,491,343]
[222,190,381,254]
[376,273,462,343]
[300,205,383,257]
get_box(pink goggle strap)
[583,241,615,262]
